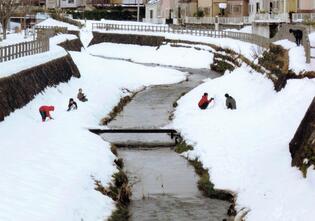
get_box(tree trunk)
[2,19,8,40]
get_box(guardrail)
[0,38,49,63]
[92,23,271,48]
[143,18,166,24]
[185,16,251,25]
[36,25,68,39]
[293,13,315,22]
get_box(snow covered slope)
[173,67,315,221]
[0,52,186,221]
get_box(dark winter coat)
[226,96,236,110]
[291,29,303,40]
[67,101,77,111]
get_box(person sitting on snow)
[198,92,214,110]
[67,98,78,111]
[77,88,88,102]
[225,93,236,110]
[39,105,55,122]
[289,29,303,46]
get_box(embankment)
[0,54,80,121]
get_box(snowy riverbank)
[172,66,315,221]
[0,52,186,221]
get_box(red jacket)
[198,96,212,107]
[39,106,54,118]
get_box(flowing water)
[100,62,232,220]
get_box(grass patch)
[94,147,131,221]
[108,205,129,221]
[114,158,124,169]
[210,59,235,73]
[101,95,132,125]
[111,144,118,156]
[174,141,193,154]
[174,141,235,203]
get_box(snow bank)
[0,51,186,221]
[173,67,315,221]
[94,30,259,60]
[36,18,79,31]
[87,42,213,68]
[275,39,315,73]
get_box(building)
[226,0,249,17]
[197,0,248,17]
[145,0,163,23]
[297,0,315,13]
[248,0,297,16]
[46,0,86,9]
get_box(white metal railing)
[252,13,289,22]
[184,16,251,24]
[293,13,315,22]
[92,23,271,48]
[184,14,289,25]
[143,18,166,24]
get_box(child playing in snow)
[225,93,237,110]
[198,93,214,109]
[39,105,54,122]
[77,88,88,102]
[67,98,78,111]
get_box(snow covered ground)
[36,18,79,31]
[93,30,259,60]
[172,66,315,221]
[0,51,186,220]
[1,18,314,221]
[0,32,34,47]
[87,42,213,68]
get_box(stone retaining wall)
[89,32,165,47]
[0,54,80,121]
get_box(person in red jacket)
[198,93,214,109]
[39,105,55,122]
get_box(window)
[68,0,74,3]
[233,5,241,13]
[256,2,260,12]
[150,10,153,19]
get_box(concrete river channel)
[100,63,231,221]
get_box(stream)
[100,61,231,220]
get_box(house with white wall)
[46,0,86,9]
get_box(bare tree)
[0,0,18,39]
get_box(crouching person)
[77,88,88,102]
[225,93,236,110]
[198,93,214,109]
[39,105,55,122]
[67,98,78,111]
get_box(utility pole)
[137,0,140,22]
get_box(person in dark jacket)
[39,105,55,122]
[198,93,214,109]
[225,94,236,110]
[67,98,78,111]
[289,29,303,46]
